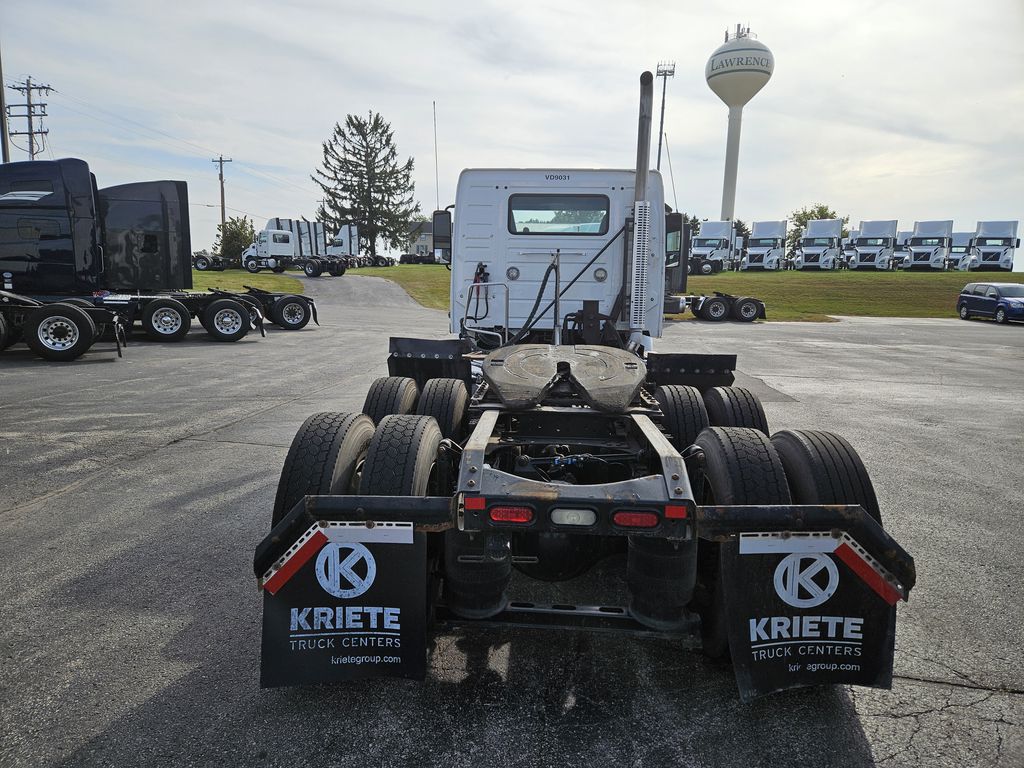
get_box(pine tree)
[313,111,420,259]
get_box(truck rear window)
[508,194,609,236]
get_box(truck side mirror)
[432,209,452,262]
[1016,239,1021,249]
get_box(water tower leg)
[720,105,743,220]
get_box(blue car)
[958,282,1024,324]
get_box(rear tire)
[362,376,419,424]
[303,260,323,277]
[703,386,769,435]
[732,297,760,322]
[202,298,249,342]
[415,378,469,440]
[700,297,728,320]
[141,298,191,341]
[771,429,881,524]
[24,303,96,361]
[328,263,346,276]
[271,412,376,527]
[271,295,311,330]
[654,385,709,451]
[692,427,791,658]
[194,256,211,271]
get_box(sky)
[2,0,1022,251]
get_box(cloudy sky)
[3,0,1022,249]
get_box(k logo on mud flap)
[315,543,376,599]
[773,553,839,608]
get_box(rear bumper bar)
[253,496,915,597]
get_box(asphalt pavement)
[1,274,1021,768]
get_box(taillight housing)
[612,510,660,529]
[489,506,534,524]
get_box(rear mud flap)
[720,532,900,701]
[259,521,428,688]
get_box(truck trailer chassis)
[0,290,128,361]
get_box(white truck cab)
[795,219,843,270]
[327,223,358,258]
[243,229,294,269]
[905,220,953,270]
[894,231,911,268]
[848,220,898,270]
[740,220,787,270]
[949,232,972,270]
[960,221,1020,272]
[447,168,666,343]
[841,230,859,268]
[690,221,734,274]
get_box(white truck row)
[721,218,1021,272]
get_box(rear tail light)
[489,506,534,524]
[613,510,659,528]
[550,508,597,526]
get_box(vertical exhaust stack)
[635,71,654,203]
[628,72,655,344]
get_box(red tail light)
[489,506,534,524]
[463,496,486,511]
[613,511,659,528]
[664,505,688,520]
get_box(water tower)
[706,24,774,221]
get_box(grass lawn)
[190,269,304,294]
[346,264,1024,322]
[673,270,1024,321]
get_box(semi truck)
[959,221,1020,272]
[841,229,859,269]
[740,220,786,271]
[689,220,733,274]
[0,159,317,361]
[904,220,953,270]
[253,72,914,702]
[848,220,899,270]
[242,218,348,277]
[949,232,973,271]
[794,219,843,270]
[894,231,911,268]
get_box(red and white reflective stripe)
[739,531,906,604]
[259,521,414,595]
[261,525,328,596]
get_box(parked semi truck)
[841,230,859,268]
[689,220,733,274]
[253,73,914,702]
[848,220,899,270]
[740,220,786,271]
[0,159,317,361]
[904,220,953,270]
[894,231,911,268]
[959,221,1020,272]
[794,219,843,270]
[242,218,348,277]
[949,232,973,271]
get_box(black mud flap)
[720,532,901,701]
[259,521,427,688]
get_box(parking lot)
[1,276,1022,768]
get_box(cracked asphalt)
[1,275,1022,768]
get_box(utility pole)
[0,40,10,163]
[7,76,53,160]
[211,155,232,232]
[655,62,675,170]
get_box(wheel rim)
[282,302,305,324]
[305,264,315,275]
[996,310,1005,322]
[213,309,243,334]
[196,258,208,269]
[709,302,726,319]
[151,308,183,335]
[701,264,713,274]
[740,302,757,319]
[37,316,79,350]
[247,261,258,270]
[960,306,968,318]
